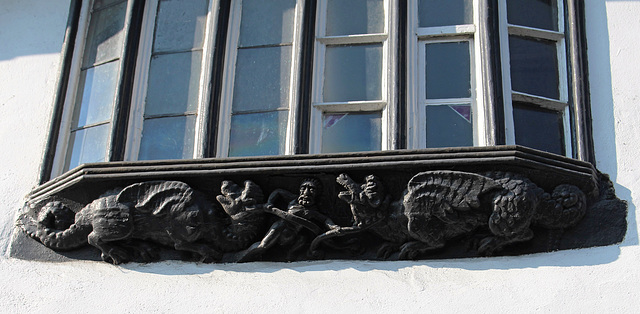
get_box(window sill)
[13,146,626,263]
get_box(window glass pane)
[326,0,384,36]
[145,51,203,116]
[509,36,559,99]
[82,1,126,67]
[232,46,292,112]
[426,105,473,148]
[64,124,110,171]
[425,41,471,99]
[138,115,196,160]
[322,112,381,153]
[324,44,382,102]
[507,0,558,31]
[513,102,564,155]
[239,0,295,47]
[228,111,288,157]
[153,0,209,53]
[72,61,120,128]
[418,0,473,28]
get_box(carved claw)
[198,247,222,263]
[377,242,400,259]
[398,243,420,260]
[134,243,159,262]
[175,242,222,263]
[101,247,130,265]
[308,249,325,260]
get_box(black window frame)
[39,0,594,184]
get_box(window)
[42,0,593,181]
[311,0,391,153]
[219,0,300,157]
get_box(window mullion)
[125,0,158,162]
[108,0,146,162]
[193,0,221,158]
[293,0,317,154]
[215,0,242,158]
[478,0,505,146]
[498,0,515,146]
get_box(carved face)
[298,180,319,207]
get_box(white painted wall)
[0,1,639,312]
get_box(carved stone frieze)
[12,147,627,263]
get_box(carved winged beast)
[19,180,266,264]
[323,171,586,259]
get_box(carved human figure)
[237,178,337,262]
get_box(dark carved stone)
[13,147,627,263]
[310,171,587,260]
[19,180,267,264]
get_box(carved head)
[298,178,322,207]
[37,201,75,230]
[218,180,264,216]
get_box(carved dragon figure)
[313,171,586,260]
[19,180,267,264]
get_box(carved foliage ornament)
[16,170,596,264]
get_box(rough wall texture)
[0,0,639,312]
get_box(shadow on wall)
[586,0,638,246]
[0,0,70,62]
[115,245,622,276]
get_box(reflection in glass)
[507,0,558,31]
[509,36,559,99]
[322,112,381,153]
[425,41,471,99]
[138,116,196,160]
[229,111,289,156]
[153,0,209,53]
[72,61,119,128]
[239,0,295,47]
[93,0,124,10]
[232,46,292,112]
[145,51,203,116]
[82,1,126,67]
[426,105,473,148]
[64,123,111,171]
[326,0,384,36]
[513,102,564,155]
[324,44,382,102]
[418,0,473,28]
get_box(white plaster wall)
[0,1,639,312]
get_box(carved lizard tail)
[19,199,92,250]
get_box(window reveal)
[61,0,128,171]
[45,0,592,180]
